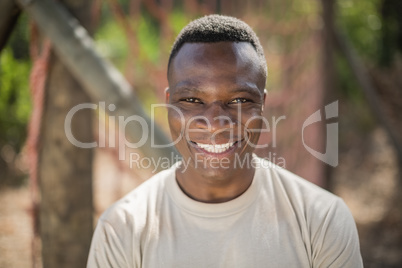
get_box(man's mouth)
[191,141,239,154]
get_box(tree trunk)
[321,0,337,190]
[38,0,94,267]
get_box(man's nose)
[194,102,235,132]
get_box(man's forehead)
[173,42,258,64]
[168,42,261,80]
[168,42,266,91]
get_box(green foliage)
[0,48,31,150]
[337,0,382,61]
[335,54,375,130]
[0,14,30,186]
[292,0,320,18]
[95,8,191,67]
[137,14,161,63]
[95,21,129,70]
[335,0,383,132]
[169,10,189,36]
[95,12,166,67]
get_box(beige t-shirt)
[87,157,363,268]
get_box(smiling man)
[87,15,363,268]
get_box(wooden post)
[35,0,94,266]
[320,0,337,190]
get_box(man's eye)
[230,98,249,104]
[182,98,202,103]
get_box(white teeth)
[195,142,235,153]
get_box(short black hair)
[168,14,267,78]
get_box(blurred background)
[0,0,401,267]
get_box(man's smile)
[189,140,243,156]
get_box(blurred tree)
[336,0,402,181]
[37,0,94,266]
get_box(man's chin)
[182,153,251,178]
[188,166,234,182]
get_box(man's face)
[167,42,266,179]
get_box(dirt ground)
[0,128,401,267]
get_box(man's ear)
[165,88,170,104]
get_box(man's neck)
[175,166,255,203]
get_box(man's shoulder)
[255,156,343,212]
[256,156,359,258]
[98,164,177,226]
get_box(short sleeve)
[311,198,363,268]
[87,219,129,268]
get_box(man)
[88,15,363,267]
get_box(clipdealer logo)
[64,102,285,160]
[64,101,339,167]
[302,101,339,167]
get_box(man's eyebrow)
[171,85,202,95]
[232,86,263,97]
[171,82,263,97]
